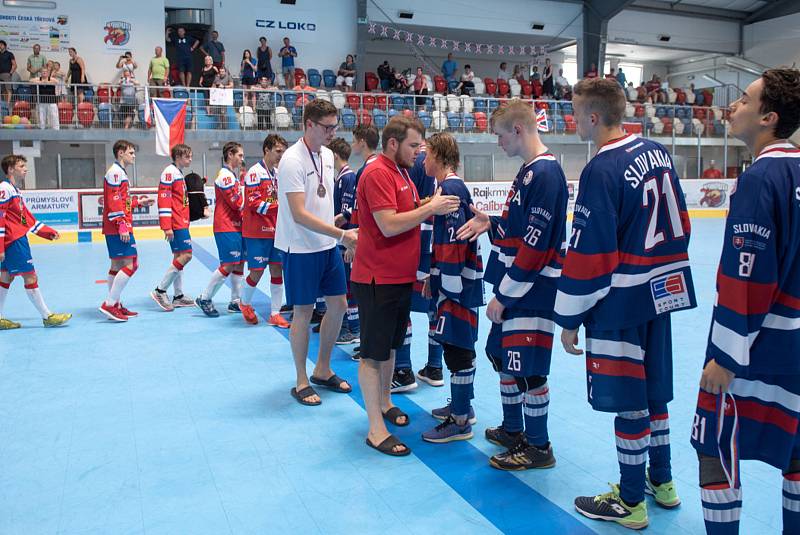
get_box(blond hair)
[490,99,536,132]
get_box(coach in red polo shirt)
[352,116,460,456]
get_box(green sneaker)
[43,313,72,327]
[645,470,681,508]
[0,318,21,330]
[574,483,649,530]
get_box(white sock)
[158,265,180,292]
[230,272,243,302]
[173,271,184,296]
[25,284,52,319]
[270,283,283,314]
[241,275,257,305]
[107,270,117,292]
[105,269,132,306]
[201,268,228,300]
[0,282,10,318]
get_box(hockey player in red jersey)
[239,134,290,327]
[150,143,195,311]
[0,155,71,329]
[99,140,154,322]
[196,142,245,317]
[555,78,695,529]
[691,69,800,535]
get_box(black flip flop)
[382,406,410,427]
[310,374,352,393]
[291,386,321,406]
[366,434,411,457]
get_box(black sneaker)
[351,351,361,362]
[484,426,523,448]
[310,309,325,325]
[416,365,445,387]
[391,368,418,393]
[280,304,293,313]
[574,484,649,530]
[489,439,556,471]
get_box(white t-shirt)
[275,138,336,253]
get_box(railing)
[0,81,731,140]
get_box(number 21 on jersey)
[643,171,685,250]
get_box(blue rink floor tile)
[0,221,789,534]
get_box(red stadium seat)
[675,89,686,105]
[362,94,376,111]
[474,111,487,132]
[520,80,533,97]
[693,107,706,120]
[434,75,446,93]
[160,87,171,99]
[294,68,306,86]
[634,104,645,118]
[532,80,543,98]
[97,85,110,104]
[12,100,31,120]
[496,80,510,97]
[346,93,361,110]
[57,101,73,124]
[402,109,414,118]
[77,101,94,127]
[535,101,548,111]
[365,72,379,91]
[484,78,497,96]
[375,94,388,110]
[623,122,643,134]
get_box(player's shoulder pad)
[215,168,236,188]
[0,180,16,201]
[105,165,126,185]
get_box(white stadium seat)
[330,90,346,110]
[275,106,291,128]
[447,95,461,113]
[460,95,474,113]
[238,106,256,128]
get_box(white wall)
[609,11,739,55]
[3,0,165,84]
[743,12,800,68]
[213,0,357,76]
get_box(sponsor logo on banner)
[21,191,78,225]
[78,189,157,228]
[699,181,729,208]
[255,20,316,31]
[103,21,131,48]
[650,271,691,314]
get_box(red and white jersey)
[0,180,57,255]
[242,160,278,239]
[157,163,189,231]
[213,166,243,234]
[103,162,138,236]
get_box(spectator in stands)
[646,74,665,103]
[616,67,627,88]
[116,51,138,81]
[457,64,475,96]
[413,67,428,109]
[512,65,524,83]
[392,68,409,93]
[147,46,169,97]
[702,159,724,179]
[554,68,569,99]
[278,37,297,88]
[199,55,219,114]
[166,27,199,88]
[203,30,225,69]
[542,57,554,97]
[51,61,66,99]
[256,37,274,84]
[34,65,58,130]
[26,44,46,80]
[118,69,138,129]
[255,76,276,130]
[531,65,540,82]
[584,62,598,78]
[213,65,233,129]
[377,60,392,91]
[240,49,257,108]
[441,53,457,83]
[66,47,87,103]
[336,54,356,92]
[626,81,637,101]
[606,67,616,81]
[0,40,16,105]
[294,75,315,107]
[636,82,647,103]
[497,62,509,81]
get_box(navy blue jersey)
[351,153,378,227]
[409,149,436,260]
[334,165,357,230]
[484,153,568,311]
[555,134,696,330]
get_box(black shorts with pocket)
[352,281,412,362]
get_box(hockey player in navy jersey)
[690,69,800,535]
[418,133,484,443]
[457,100,568,469]
[555,78,695,529]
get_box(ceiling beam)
[745,0,800,23]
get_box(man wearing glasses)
[276,99,358,406]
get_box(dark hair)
[426,133,460,171]
[113,140,135,159]
[0,40,6,47]
[68,47,77,54]
[353,124,380,150]
[263,134,288,153]
[327,137,352,161]
[760,68,800,139]
[1,154,26,174]
[171,143,192,161]
[259,36,266,42]
[222,141,242,163]
[464,64,471,69]
[303,99,338,127]
[572,77,626,127]
[382,116,425,148]
[242,49,252,61]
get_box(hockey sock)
[173,271,184,296]
[107,269,118,292]
[393,320,413,370]
[269,275,283,315]
[427,339,443,369]
[241,274,259,305]
[701,483,741,534]
[158,258,184,292]
[105,265,135,306]
[647,402,672,485]
[784,473,800,534]
[201,267,228,300]
[0,280,11,317]
[616,410,651,505]
[25,281,52,319]
[523,382,550,448]
[451,366,475,421]
[499,372,523,433]
[230,268,244,302]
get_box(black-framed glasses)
[311,119,339,134]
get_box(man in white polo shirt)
[276,99,358,406]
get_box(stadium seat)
[97,102,112,126]
[404,96,415,110]
[447,95,461,113]
[666,88,677,104]
[484,78,497,96]
[508,79,521,97]
[532,80,543,98]
[673,118,685,135]
[634,104,645,118]
[283,92,297,109]
[307,69,322,88]
[424,97,434,111]
[425,75,434,92]
[83,87,95,102]
[226,105,242,130]
[375,94,388,110]
[97,85,111,104]
[472,78,485,95]
[77,101,94,127]
[402,109,414,118]
[365,72,379,91]
[238,106,256,128]
[433,94,446,111]
[315,89,330,102]
[662,119,673,134]
[431,110,446,130]
[692,118,705,135]
[488,99,500,114]
[294,68,306,86]
[645,104,656,118]
[448,80,459,93]
[652,120,664,135]
[172,87,189,100]
[520,80,533,98]
[330,90,345,110]
[623,122,643,134]
[357,108,372,126]
[319,69,334,89]
[685,89,696,105]
[341,108,356,129]
[417,110,431,129]
[346,93,361,110]
[291,106,303,126]
[473,98,487,114]
[474,111,487,132]
[372,109,387,128]
[388,109,399,118]
[460,95,474,114]
[675,89,686,105]
[434,76,447,93]
[233,90,244,108]
[390,94,404,111]
[57,101,73,124]
[497,80,510,97]
[362,94,375,111]
[446,112,462,130]
[625,103,635,118]
[13,84,33,104]
[11,100,31,120]
[275,106,291,128]
[462,113,475,131]
[693,107,707,120]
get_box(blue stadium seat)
[462,113,475,131]
[233,90,243,108]
[424,97,434,111]
[390,94,404,111]
[137,104,146,125]
[171,87,189,99]
[488,100,500,113]
[292,106,303,125]
[655,106,667,118]
[388,109,399,118]
[82,87,94,101]
[323,69,336,88]
[307,69,322,88]
[446,112,461,129]
[283,92,297,109]
[417,110,432,129]
[472,98,487,113]
[184,106,193,125]
[14,84,33,102]
[97,102,112,125]
[447,80,459,93]
[404,96,415,110]
[372,109,387,129]
[196,110,217,130]
[341,108,356,129]
[224,107,240,130]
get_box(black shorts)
[352,281,412,362]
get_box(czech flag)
[145,94,187,157]
[536,108,549,133]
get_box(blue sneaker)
[227,301,241,313]
[432,399,477,425]
[422,416,473,443]
[195,296,220,318]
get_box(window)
[618,63,643,86]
